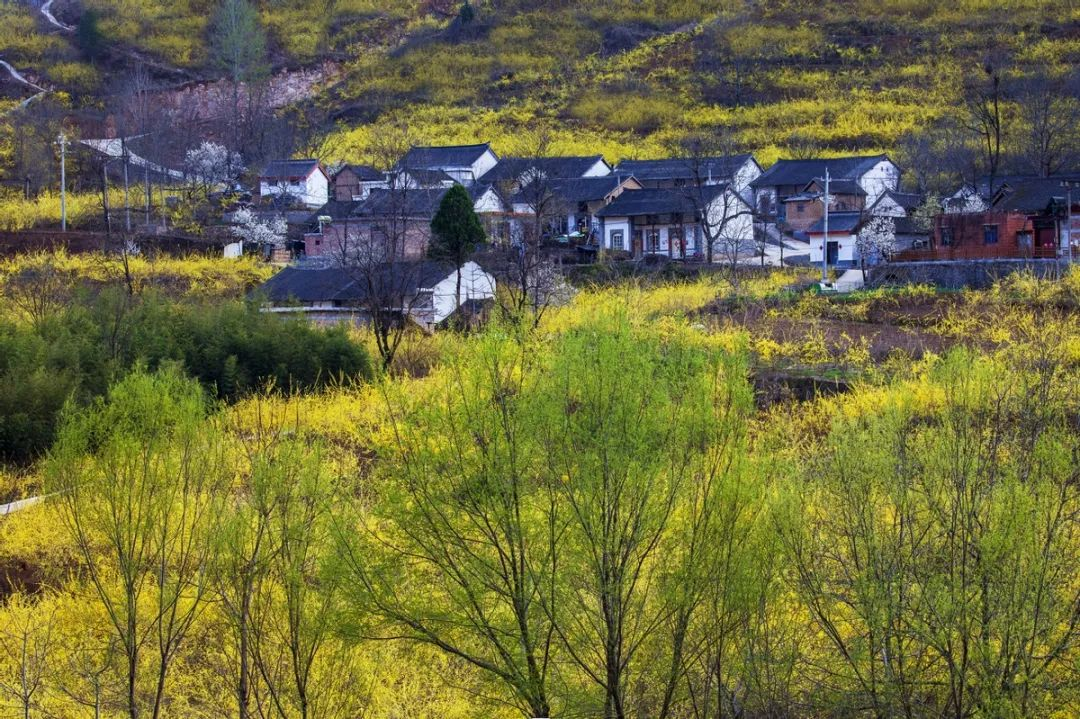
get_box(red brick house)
[895,179,1073,261]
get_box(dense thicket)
[0,292,371,464]
[3,271,1080,718]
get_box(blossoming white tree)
[229,207,286,250]
[856,215,896,281]
[185,142,244,193]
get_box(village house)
[510,175,642,242]
[331,164,387,201]
[898,178,1077,261]
[806,212,865,268]
[750,155,900,226]
[483,155,612,190]
[256,260,496,330]
[395,143,499,187]
[259,159,330,208]
[613,154,761,203]
[595,184,754,260]
[305,181,512,259]
[781,178,866,236]
[304,186,449,261]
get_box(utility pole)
[1063,180,1077,265]
[57,132,67,232]
[821,167,830,284]
[121,137,131,233]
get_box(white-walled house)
[259,159,330,208]
[256,260,496,330]
[614,154,762,204]
[807,212,863,268]
[595,185,754,260]
[509,175,641,242]
[751,155,900,222]
[396,143,499,186]
[483,155,612,190]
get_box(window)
[941,227,954,246]
[646,230,661,252]
[796,204,805,214]
[1017,231,1032,249]
[610,230,625,250]
[983,224,999,245]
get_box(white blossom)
[230,207,287,247]
[185,141,244,186]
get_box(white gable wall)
[260,170,328,208]
[857,159,900,207]
[732,157,763,203]
[430,261,497,324]
[583,158,612,177]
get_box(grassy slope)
[3,0,1079,167]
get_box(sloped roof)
[257,261,460,304]
[353,187,450,219]
[484,155,609,183]
[398,143,494,170]
[336,164,384,181]
[514,176,634,205]
[872,190,923,212]
[992,178,1072,214]
[314,199,363,220]
[804,178,866,196]
[807,211,863,234]
[595,186,729,218]
[401,168,456,185]
[261,159,323,180]
[751,155,889,188]
[614,154,755,183]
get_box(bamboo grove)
[2,263,1080,718]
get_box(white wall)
[603,219,632,250]
[472,150,499,182]
[430,261,497,324]
[858,160,900,207]
[732,157,763,203]
[583,158,612,177]
[705,189,755,250]
[260,170,328,208]
[473,187,505,213]
[809,234,860,264]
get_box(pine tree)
[429,184,485,320]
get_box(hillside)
[0,1,1077,190]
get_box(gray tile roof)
[992,179,1072,214]
[614,154,754,182]
[257,261,459,304]
[595,186,729,218]
[751,155,888,189]
[353,187,450,219]
[261,159,323,180]
[336,164,384,181]
[808,211,863,233]
[514,176,633,205]
[399,143,494,169]
[484,155,609,183]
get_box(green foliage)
[75,10,106,64]
[0,289,371,464]
[209,0,268,84]
[429,184,485,264]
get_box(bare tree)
[1016,70,1080,177]
[492,130,572,326]
[671,134,755,271]
[328,128,435,371]
[961,53,1011,196]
